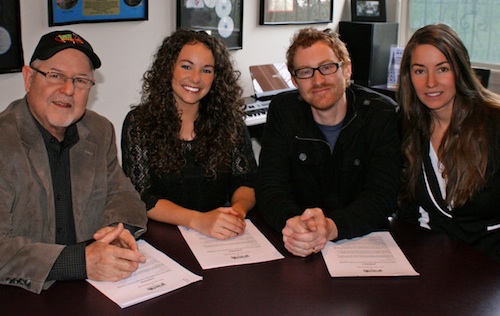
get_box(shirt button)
[299,153,307,161]
[57,194,61,201]
[57,227,62,233]
[353,159,361,166]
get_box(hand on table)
[282,208,338,257]
[93,223,137,251]
[192,207,246,240]
[86,223,146,281]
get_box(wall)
[0,0,399,153]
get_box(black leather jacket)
[256,84,401,240]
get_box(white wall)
[0,1,399,153]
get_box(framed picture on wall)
[176,0,243,50]
[260,0,333,25]
[0,0,24,74]
[351,0,386,22]
[48,0,148,26]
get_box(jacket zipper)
[294,112,358,146]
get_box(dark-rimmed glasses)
[292,62,344,79]
[30,67,95,90]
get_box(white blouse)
[418,142,451,229]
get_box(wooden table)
[1,212,499,315]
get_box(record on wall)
[177,0,243,50]
[0,0,24,74]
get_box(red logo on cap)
[55,33,84,45]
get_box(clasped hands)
[282,208,338,257]
[86,223,146,282]
[192,207,246,240]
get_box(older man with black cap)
[0,30,147,293]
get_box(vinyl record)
[124,0,142,6]
[204,0,217,8]
[56,0,79,10]
[215,0,232,18]
[0,26,12,55]
[218,16,233,38]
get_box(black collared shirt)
[34,120,87,280]
[37,122,79,244]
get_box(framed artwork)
[176,0,243,50]
[0,0,24,74]
[351,0,386,22]
[48,0,148,26]
[260,0,333,25]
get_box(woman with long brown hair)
[397,23,500,261]
[122,29,257,240]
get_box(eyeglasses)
[30,67,95,90]
[292,62,344,79]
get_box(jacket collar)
[15,97,97,240]
[336,86,363,146]
[18,96,90,145]
[292,87,364,144]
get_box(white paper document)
[179,219,284,269]
[321,231,419,277]
[87,240,202,308]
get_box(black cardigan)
[256,84,401,240]
[398,133,500,262]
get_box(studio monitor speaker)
[339,21,398,87]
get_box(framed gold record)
[48,0,148,26]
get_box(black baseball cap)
[30,30,101,69]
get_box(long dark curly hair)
[131,29,246,178]
[398,23,500,207]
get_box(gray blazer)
[0,98,147,293]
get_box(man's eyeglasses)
[292,62,344,79]
[30,67,95,90]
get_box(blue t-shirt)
[317,120,343,153]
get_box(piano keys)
[244,97,270,126]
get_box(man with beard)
[256,28,401,257]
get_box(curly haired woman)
[122,29,257,240]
